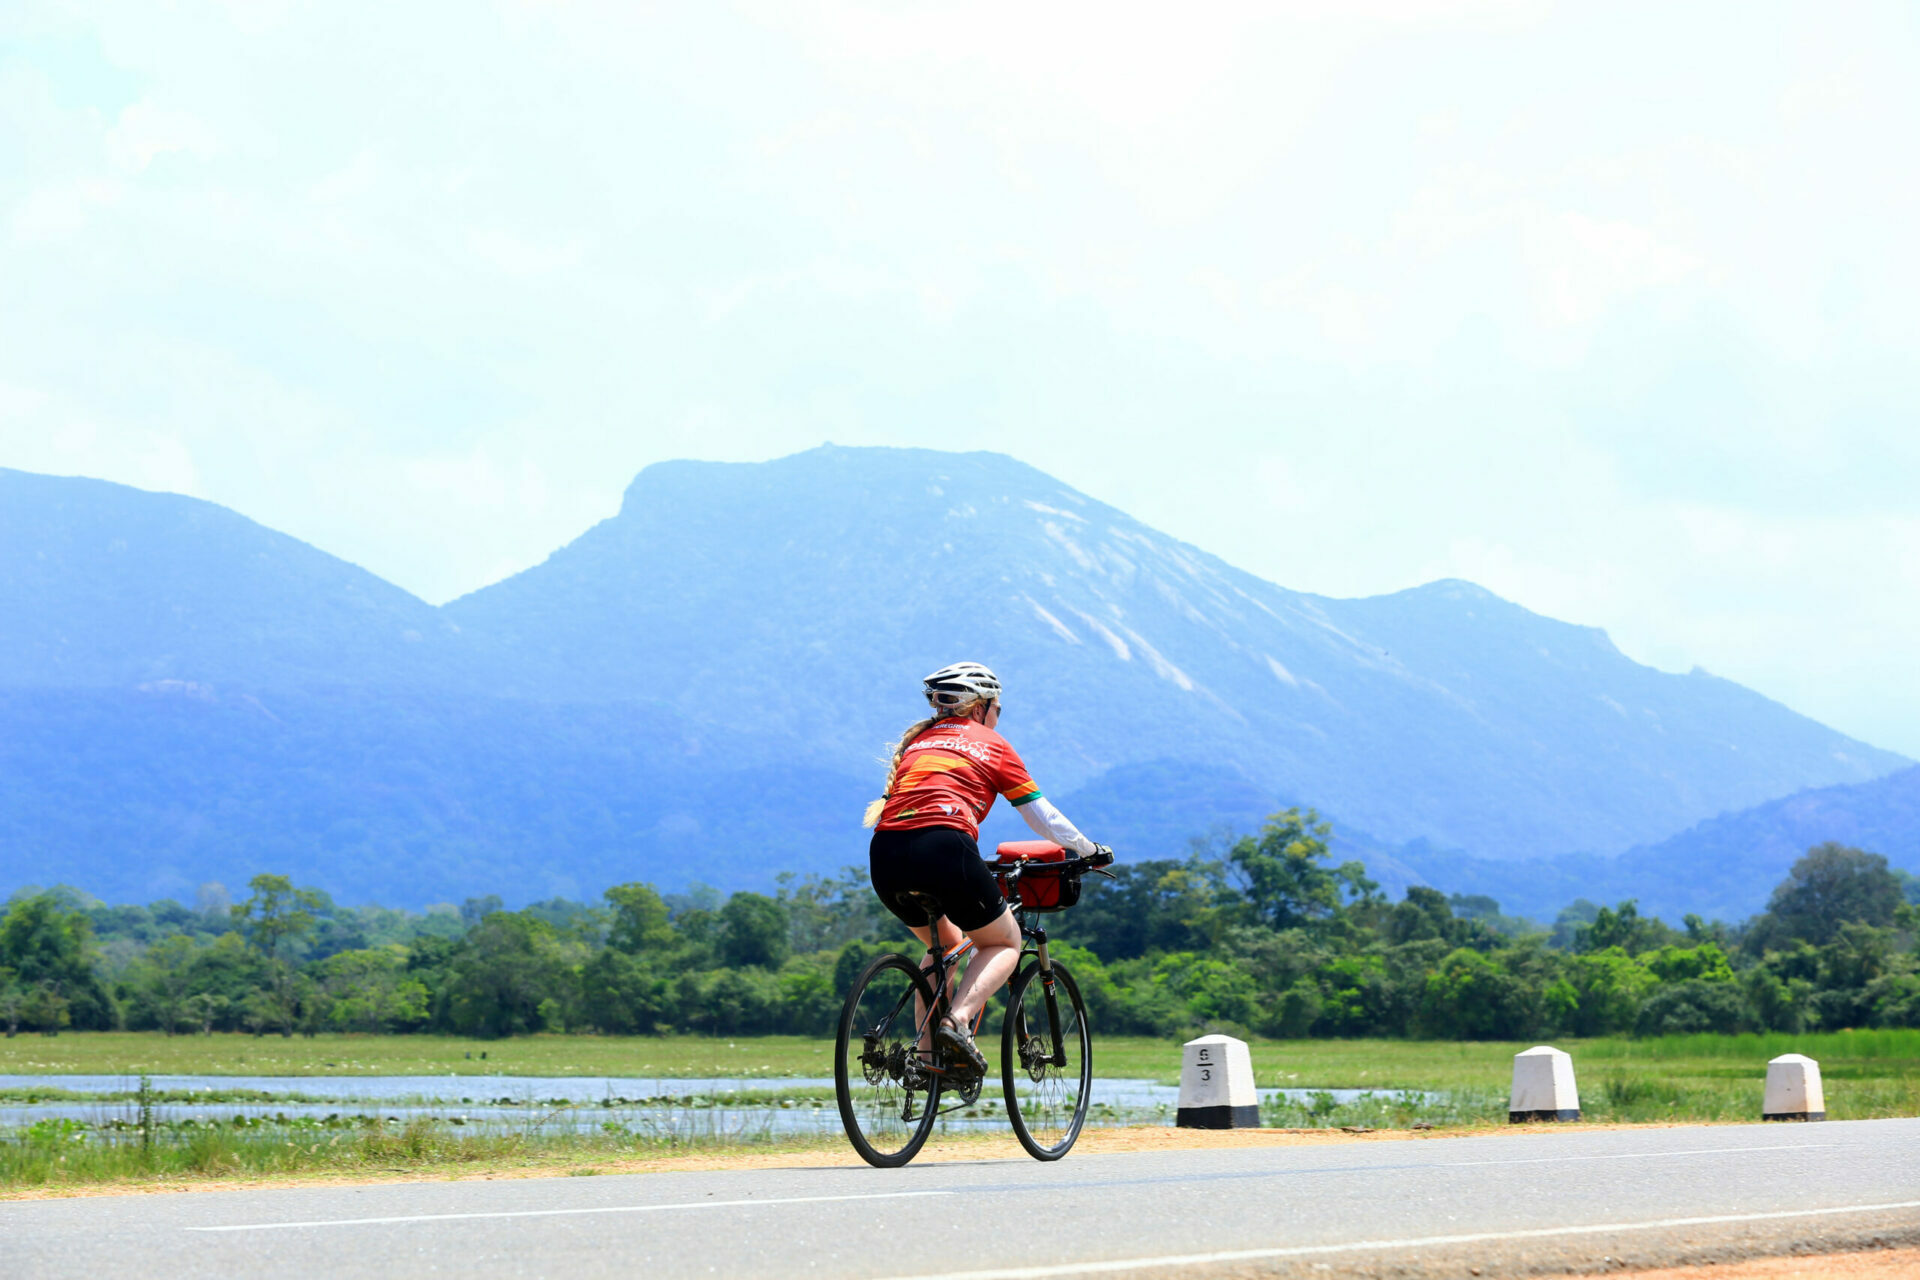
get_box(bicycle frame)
[910,902,1067,1071]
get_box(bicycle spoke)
[836,954,942,1167]
[1001,960,1092,1160]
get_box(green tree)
[604,883,675,955]
[1636,979,1750,1035]
[1067,858,1235,959]
[1417,948,1541,1039]
[314,947,429,1032]
[1228,809,1370,932]
[579,948,669,1034]
[0,893,113,1029]
[230,874,325,961]
[1558,947,1657,1035]
[183,991,229,1035]
[1384,887,1456,945]
[442,911,580,1038]
[1549,899,1601,950]
[719,893,790,969]
[1644,942,1735,984]
[1743,964,1810,1034]
[774,955,840,1034]
[775,869,892,954]
[140,935,201,1035]
[23,982,71,1034]
[1313,954,1392,1035]
[0,971,24,1037]
[227,875,325,1037]
[1754,843,1903,948]
[1574,902,1672,955]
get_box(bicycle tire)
[1000,958,1092,1161]
[835,953,943,1168]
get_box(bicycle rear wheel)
[835,953,943,1168]
[1000,959,1091,1161]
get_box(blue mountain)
[447,446,1904,861]
[1414,765,1920,924]
[0,468,459,690]
[0,447,1908,909]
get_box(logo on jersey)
[905,734,994,765]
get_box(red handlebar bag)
[994,841,1078,912]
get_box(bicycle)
[833,841,1114,1167]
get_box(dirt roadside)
[1622,1247,1920,1278]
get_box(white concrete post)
[1762,1053,1826,1121]
[1508,1045,1580,1122]
[1176,1034,1259,1129]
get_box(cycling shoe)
[935,1017,988,1076]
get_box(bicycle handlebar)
[992,853,1117,881]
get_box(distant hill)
[0,685,871,907]
[0,448,1910,910]
[1400,767,1920,923]
[1601,765,1920,922]
[0,468,459,690]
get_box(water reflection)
[0,1074,1435,1137]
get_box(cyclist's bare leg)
[907,917,966,1052]
[947,907,1020,1030]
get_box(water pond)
[0,1074,1433,1137]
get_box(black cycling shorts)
[869,826,1008,933]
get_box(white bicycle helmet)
[922,661,1001,711]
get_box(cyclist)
[862,661,1109,1075]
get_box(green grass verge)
[0,1116,850,1193]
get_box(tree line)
[3,810,1917,1040]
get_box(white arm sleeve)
[1017,797,1098,856]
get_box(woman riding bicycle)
[862,661,1109,1075]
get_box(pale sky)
[4,2,1919,756]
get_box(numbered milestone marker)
[1508,1045,1580,1123]
[1176,1034,1258,1129]
[1762,1053,1826,1122]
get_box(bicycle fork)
[1030,927,1067,1068]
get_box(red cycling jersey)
[875,717,1044,839]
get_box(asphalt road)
[7,1120,1919,1280]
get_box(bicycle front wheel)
[1000,959,1092,1161]
[835,953,942,1168]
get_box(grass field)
[0,1113,848,1193]
[0,1032,835,1080]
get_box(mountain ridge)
[444,445,1905,858]
[0,446,1910,909]
[0,467,460,691]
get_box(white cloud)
[1527,211,1702,329]
[400,446,553,517]
[2,0,1917,755]
[467,227,589,279]
[10,178,124,241]
[105,99,218,173]
[0,381,201,496]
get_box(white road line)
[1441,1141,1837,1167]
[1028,1141,1837,1194]
[874,1199,1920,1280]
[186,1189,952,1233]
